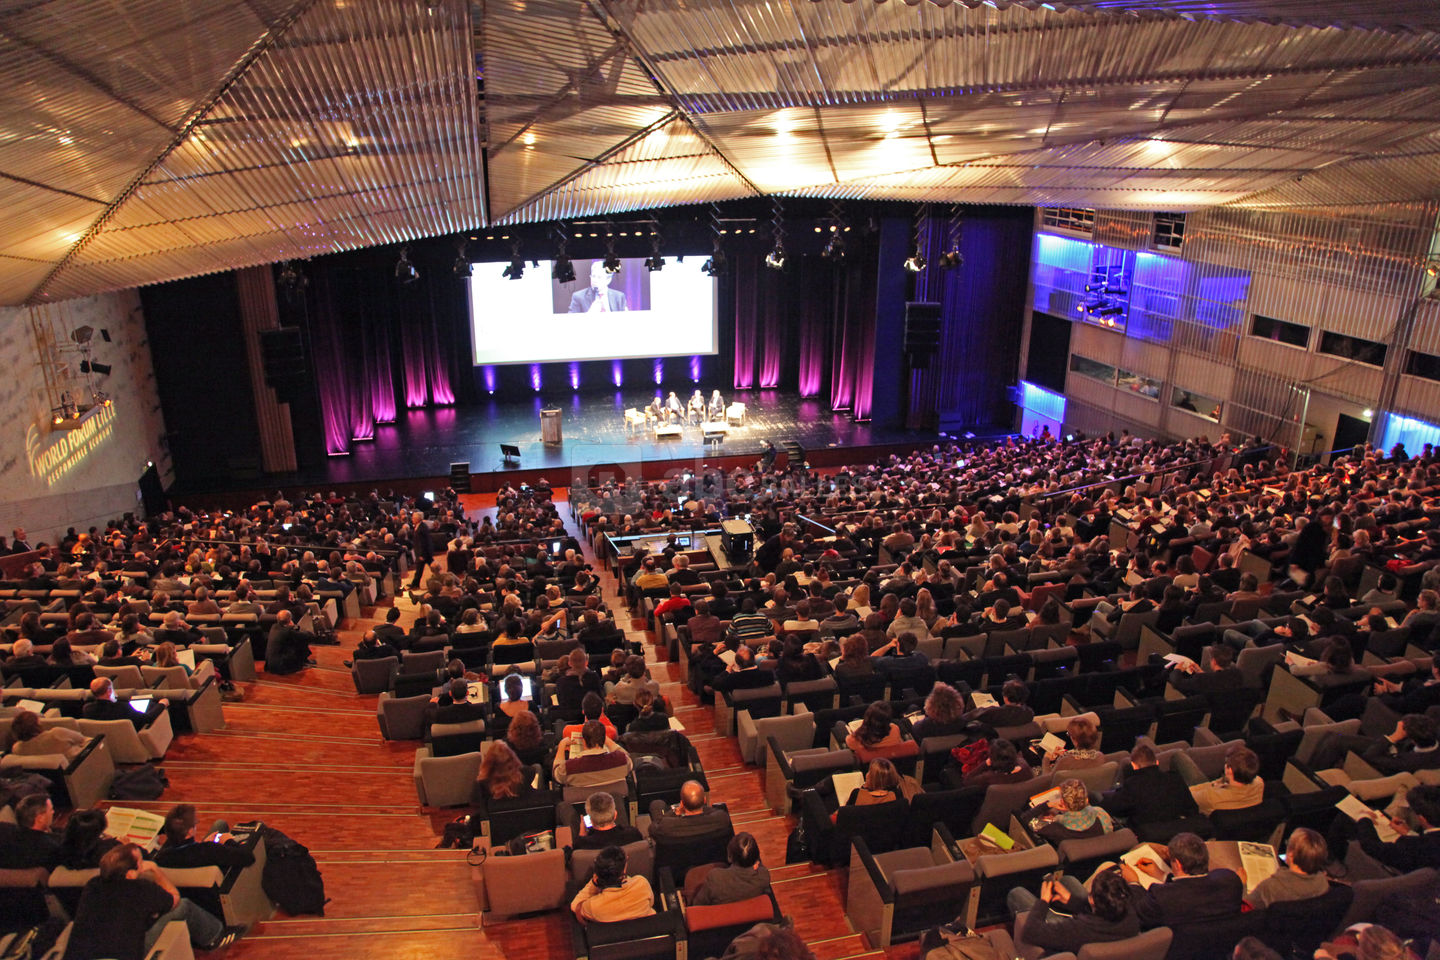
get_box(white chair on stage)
[726,402,747,426]
[624,408,647,434]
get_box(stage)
[177,389,947,498]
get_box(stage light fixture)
[938,249,963,270]
[904,253,926,273]
[552,256,575,282]
[278,260,309,299]
[602,254,622,274]
[765,196,786,271]
[70,326,94,345]
[764,248,786,270]
[644,255,665,272]
[452,239,471,278]
[822,232,845,260]
[80,360,112,376]
[501,257,525,280]
[394,246,419,284]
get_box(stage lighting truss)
[452,238,472,278]
[552,225,576,282]
[904,202,929,273]
[764,197,786,271]
[939,205,964,270]
[821,199,849,261]
[1076,261,1130,325]
[645,218,664,271]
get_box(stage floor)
[260,390,941,490]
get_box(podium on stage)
[540,408,562,444]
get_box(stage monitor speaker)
[258,327,307,401]
[903,302,943,367]
[450,461,471,493]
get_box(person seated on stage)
[666,391,683,422]
[709,389,725,419]
[646,395,665,423]
[688,390,706,423]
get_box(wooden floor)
[143,490,921,960]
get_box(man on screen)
[568,261,628,313]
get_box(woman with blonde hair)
[152,641,190,675]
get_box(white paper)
[1121,844,1171,889]
[175,649,196,670]
[718,649,737,667]
[1163,654,1198,671]
[1284,651,1318,669]
[1039,732,1066,754]
[15,698,45,715]
[1237,842,1279,893]
[970,691,998,709]
[668,716,686,732]
[105,807,166,851]
[832,770,865,803]
[1336,794,1399,841]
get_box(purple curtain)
[732,268,757,390]
[400,314,430,408]
[796,259,828,398]
[367,305,397,423]
[758,267,783,389]
[828,246,878,419]
[309,273,359,455]
[423,284,455,405]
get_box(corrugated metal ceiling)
[1,0,1437,304]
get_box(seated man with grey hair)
[565,789,643,851]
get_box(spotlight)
[938,250,963,270]
[501,257,525,280]
[552,256,575,282]
[80,360,112,376]
[452,254,471,278]
[904,254,926,273]
[701,251,727,276]
[644,255,665,272]
[278,260,309,298]
[822,233,845,261]
[602,255,622,274]
[764,247,785,270]
[70,326,94,345]
[394,246,419,284]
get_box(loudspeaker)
[904,302,943,356]
[259,327,307,402]
[450,461,471,494]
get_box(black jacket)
[1103,764,1198,824]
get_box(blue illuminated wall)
[1018,379,1066,439]
[1378,412,1440,455]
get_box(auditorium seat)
[846,832,976,948]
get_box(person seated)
[552,719,632,791]
[567,789,644,851]
[6,709,89,759]
[1102,744,1199,830]
[571,845,655,924]
[690,832,770,905]
[871,631,930,690]
[625,689,670,734]
[632,556,669,592]
[687,390,706,424]
[1181,744,1264,816]
[909,683,968,742]
[961,738,1033,788]
[1120,831,1244,928]
[149,642,190,676]
[58,807,119,871]
[653,583,692,624]
[61,842,238,959]
[0,794,62,869]
[494,672,532,724]
[708,390,725,420]
[556,647,604,713]
[1244,827,1330,909]
[1310,712,1439,775]
[2,638,47,672]
[647,780,732,842]
[711,643,774,694]
[1005,865,1139,957]
[832,633,877,682]
[83,677,168,730]
[264,609,314,675]
[561,692,619,744]
[1338,783,1440,875]
[774,636,823,684]
[964,678,1035,730]
[609,655,661,705]
[504,709,551,767]
[645,396,665,423]
[48,636,97,668]
[839,758,919,815]
[153,804,255,870]
[345,629,400,670]
[1167,643,1245,696]
[844,701,905,763]
[473,741,547,812]
[665,391,683,423]
[1040,715,1105,774]
[1028,777,1115,841]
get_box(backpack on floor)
[919,920,1003,960]
[109,766,168,801]
[245,823,328,916]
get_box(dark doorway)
[1332,413,1371,464]
[138,464,167,518]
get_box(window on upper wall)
[1250,314,1311,349]
[1406,349,1440,383]
[1069,353,1116,385]
[1172,387,1222,422]
[1318,330,1388,367]
[1153,212,1186,251]
[1116,367,1162,399]
[1042,208,1096,233]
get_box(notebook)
[969,691,998,709]
[1121,844,1171,889]
[1038,732,1066,754]
[1336,794,1399,842]
[832,770,865,804]
[176,648,196,670]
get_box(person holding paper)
[1102,744,1200,835]
[963,678,1035,730]
[1005,866,1139,956]
[83,677,168,730]
[1346,784,1440,874]
[844,701,905,763]
[1120,832,1244,928]
[1167,644,1244,697]
[1244,827,1330,910]
[910,683,969,742]
[1027,778,1115,840]
[153,804,255,870]
[1040,715,1105,775]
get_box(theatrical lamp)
[644,254,665,272]
[701,250,726,277]
[822,232,845,260]
[501,256,525,280]
[552,255,575,283]
[1094,305,1124,317]
[80,360,111,376]
[452,240,472,279]
[394,246,419,284]
[903,253,926,273]
[764,247,786,270]
[938,249,963,270]
[602,254,622,274]
[70,326,94,345]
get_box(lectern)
[540,408,562,444]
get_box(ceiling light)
[70,326,94,345]
[1363,408,1375,418]
[278,260,309,299]
[522,132,536,146]
[904,254,926,273]
[394,246,419,283]
[701,251,727,277]
[452,253,471,279]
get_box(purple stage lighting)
[612,360,623,388]
[653,359,663,385]
[569,362,580,390]
[483,365,496,394]
[690,356,701,382]
[530,364,542,391]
